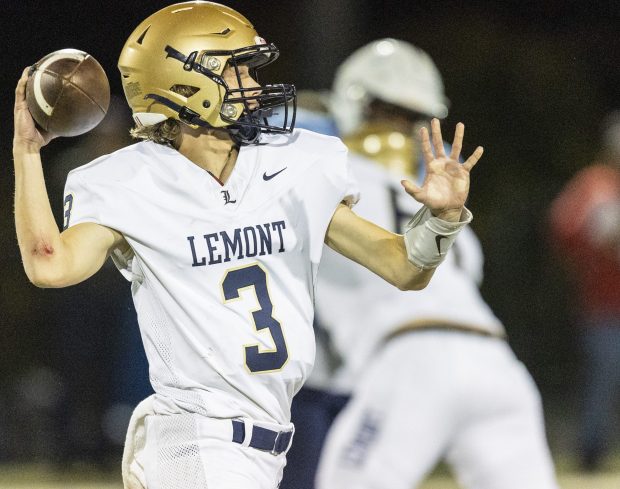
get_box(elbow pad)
[403,206,473,270]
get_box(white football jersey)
[315,153,505,391]
[62,129,359,425]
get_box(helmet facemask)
[164,42,296,144]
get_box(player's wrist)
[403,206,473,270]
[432,207,465,222]
[13,138,43,155]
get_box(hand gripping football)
[26,49,110,137]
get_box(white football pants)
[316,331,559,489]
[122,395,288,489]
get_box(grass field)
[0,463,619,489]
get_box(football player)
[314,39,559,489]
[12,5,482,489]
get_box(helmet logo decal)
[125,81,142,99]
[254,36,267,45]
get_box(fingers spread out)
[419,126,434,165]
[401,179,424,202]
[431,118,446,158]
[463,146,484,171]
[419,119,483,172]
[450,122,464,160]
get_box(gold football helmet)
[343,122,419,179]
[118,1,296,143]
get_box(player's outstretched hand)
[401,118,483,222]
[13,67,56,151]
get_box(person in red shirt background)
[549,111,620,471]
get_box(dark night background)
[1,0,619,468]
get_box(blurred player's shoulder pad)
[347,151,394,182]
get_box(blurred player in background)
[313,39,559,489]
[549,111,620,471]
[12,3,483,489]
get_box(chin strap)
[143,93,263,145]
[143,94,209,127]
[229,115,262,145]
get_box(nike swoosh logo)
[263,167,287,181]
[435,235,447,254]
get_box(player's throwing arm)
[325,118,483,290]
[13,68,124,288]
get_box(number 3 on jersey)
[221,263,289,373]
[63,194,74,230]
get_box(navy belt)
[231,420,293,455]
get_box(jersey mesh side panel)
[155,414,209,489]
[142,286,209,415]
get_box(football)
[26,49,110,137]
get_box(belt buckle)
[271,429,293,455]
[270,430,283,455]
